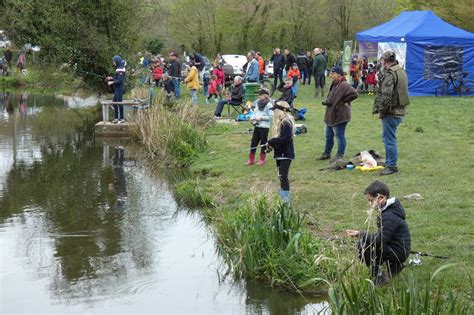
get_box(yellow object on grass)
[355,165,384,172]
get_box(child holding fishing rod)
[346,180,411,286]
[244,88,273,166]
[266,101,295,204]
[106,55,126,124]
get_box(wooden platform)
[95,121,136,138]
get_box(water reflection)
[0,92,326,314]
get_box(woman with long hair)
[267,101,295,204]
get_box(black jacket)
[278,87,293,105]
[270,53,285,73]
[284,54,296,71]
[268,120,295,159]
[360,199,411,261]
[230,84,244,104]
[296,54,308,71]
[168,60,181,78]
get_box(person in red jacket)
[287,63,300,97]
[366,66,377,95]
[152,61,163,87]
[212,64,225,100]
[207,74,219,103]
[256,52,265,83]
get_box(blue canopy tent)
[356,10,474,96]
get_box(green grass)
[171,83,474,292]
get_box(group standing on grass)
[105,47,410,286]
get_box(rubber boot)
[256,152,266,166]
[279,190,291,205]
[244,153,255,166]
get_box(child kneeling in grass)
[346,180,411,286]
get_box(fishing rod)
[200,144,271,163]
[74,68,107,80]
[410,251,449,259]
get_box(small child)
[152,63,163,87]
[266,101,295,204]
[287,63,300,97]
[245,88,273,166]
[366,66,377,95]
[162,74,175,101]
[346,181,411,286]
[212,64,225,100]
[207,74,219,104]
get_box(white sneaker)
[112,119,119,124]
[118,119,126,124]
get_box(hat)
[331,66,344,76]
[271,101,292,112]
[258,88,270,96]
[383,51,396,61]
[292,63,298,67]
[169,52,178,57]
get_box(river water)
[0,91,327,314]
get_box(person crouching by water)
[106,55,126,124]
[245,88,273,166]
[318,66,358,161]
[266,101,295,204]
[214,76,244,118]
[346,180,411,286]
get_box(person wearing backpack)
[373,51,410,176]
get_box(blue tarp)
[356,11,474,96]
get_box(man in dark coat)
[270,48,285,88]
[296,48,308,85]
[312,48,326,98]
[347,181,411,286]
[168,52,181,98]
[283,48,296,73]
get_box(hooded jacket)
[185,65,199,90]
[360,198,411,261]
[112,55,126,95]
[296,54,308,71]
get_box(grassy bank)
[0,64,90,95]
[134,85,474,310]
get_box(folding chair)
[227,101,245,117]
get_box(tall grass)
[131,92,213,167]
[328,264,474,314]
[211,196,339,292]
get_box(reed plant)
[131,92,213,167]
[212,196,339,292]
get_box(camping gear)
[244,82,260,102]
[292,107,307,120]
[295,124,307,135]
[236,110,254,121]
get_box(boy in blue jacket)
[107,55,126,123]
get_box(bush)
[131,92,213,167]
[213,196,339,292]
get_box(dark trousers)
[314,73,325,89]
[307,69,312,85]
[276,159,291,190]
[113,89,124,120]
[300,69,308,84]
[250,127,269,154]
[273,70,283,88]
[214,99,240,116]
[357,239,406,278]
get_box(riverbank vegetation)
[141,84,473,311]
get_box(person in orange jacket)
[287,63,300,97]
[256,52,265,83]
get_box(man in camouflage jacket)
[373,51,410,176]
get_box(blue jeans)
[324,122,348,156]
[382,115,403,167]
[172,78,180,97]
[190,89,198,105]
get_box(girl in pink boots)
[245,88,273,166]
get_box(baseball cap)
[258,88,270,96]
[383,51,396,61]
